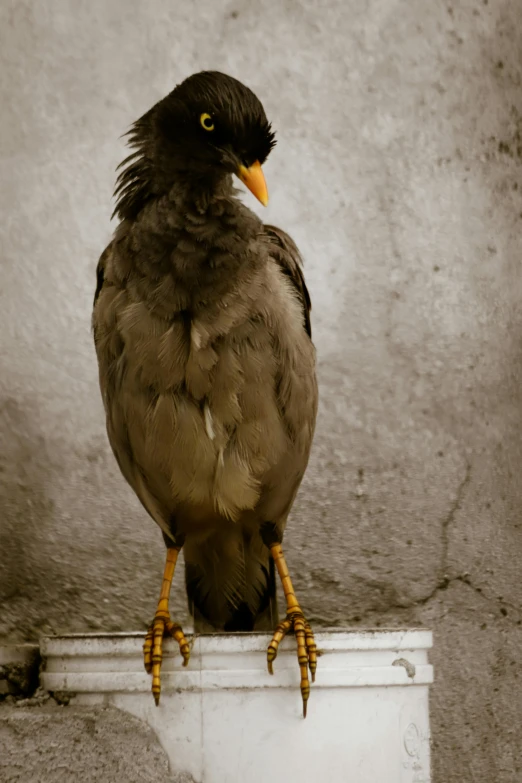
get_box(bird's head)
[114,71,276,220]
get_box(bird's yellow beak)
[237,161,269,207]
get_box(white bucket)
[41,630,433,783]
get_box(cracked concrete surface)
[0,704,188,783]
[1,0,521,781]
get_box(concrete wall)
[0,1,521,780]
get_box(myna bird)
[92,71,318,716]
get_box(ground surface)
[0,704,189,783]
[1,1,521,781]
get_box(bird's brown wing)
[249,224,317,530]
[93,243,110,309]
[92,241,177,543]
[186,227,317,630]
[262,224,312,338]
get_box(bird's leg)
[143,546,190,706]
[266,541,317,718]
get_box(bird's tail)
[184,529,278,632]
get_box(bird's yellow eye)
[200,113,215,131]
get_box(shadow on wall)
[0,396,58,639]
[0,390,188,643]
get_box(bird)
[92,71,318,716]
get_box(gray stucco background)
[1,0,521,780]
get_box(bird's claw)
[143,613,190,705]
[267,609,317,717]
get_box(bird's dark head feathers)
[113,71,276,221]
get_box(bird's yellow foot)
[267,608,317,717]
[142,546,190,705]
[267,541,317,718]
[143,613,190,705]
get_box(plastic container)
[41,629,433,783]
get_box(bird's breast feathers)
[93,246,316,525]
